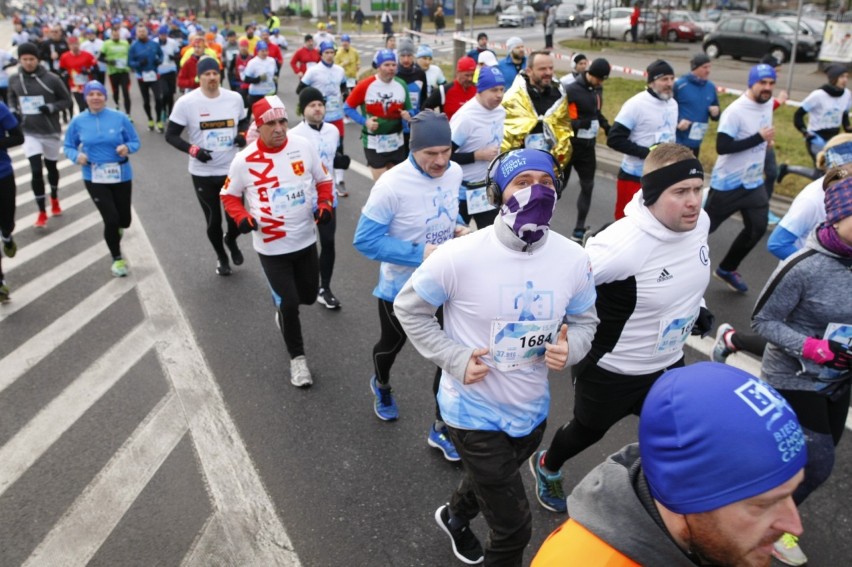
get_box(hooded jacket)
[500,71,572,166]
[533,444,699,566]
[8,64,72,137]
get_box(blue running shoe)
[529,450,567,513]
[713,267,748,294]
[768,211,781,227]
[370,375,398,421]
[428,424,460,461]
[712,323,735,363]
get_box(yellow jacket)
[334,46,361,80]
[501,72,572,167]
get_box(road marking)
[15,188,90,229]
[349,159,373,181]
[14,158,74,185]
[13,157,73,172]
[15,171,84,207]
[5,210,101,271]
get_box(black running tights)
[84,180,132,259]
[0,172,15,238]
[318,211,336,289]
[29,155,60,212]
[137,78,163,122]
[108,72,131,114]
[190,174,239,260]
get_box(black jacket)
[565,73,610,138]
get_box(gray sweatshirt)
[752,230,852,392]
[8,64,72,137]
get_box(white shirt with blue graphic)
[613,90,678,177]
[710,94,773,191]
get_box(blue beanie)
[319,41,335,53]
[158,25,168,35]
[491,149,557,192]
[748,63,777,88]
[640,363,807,515]
[477,65,505,93]
[256,40,269,51]
[374,48,396,66]
[83,80,107,97]
[341,34,351,42]
[416,44,433,58]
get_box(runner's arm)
[606,121,648,159]
[716,132,765,155]
[353,215,426,266]
[165,120,192,153]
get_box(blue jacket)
[63,108,140,182]
[497,54,525,87]
[673,72,719,149]
[128,38,163,75]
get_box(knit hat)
[457,56,476,73]
[506,36,524,51]
[83,80,107,97]
[67,35,79,44]
[640,363,807,515]
[319,40,335,53]
[491,149,558,191]
[477,65,505,92]
[588,58,611,80]
[748,63,777,87]
[825,176,852,224]
[256,40,269,51]
[158,25,169,35]
[16,42,39,59]
[196,56,220,77]
[374,48,396,66]
[252,95,288,127]
[826,63,848,84]
[760,54,781,67]
[478,51,498,67]
[398,38,416,56]
[298,86,325,114]
[409,110,451,152]
[238,38,249,47]
[646,59,674,82]
[416,44,433,58]
[690,53,711,70]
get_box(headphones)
[484,149,562,207]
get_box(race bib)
[141,70,157,82]
[325,94,342,116]
[655,315,696,355]
[91,162,122,184]
[655,130,675,144]
[72,71,88,86]
[743,161,764,185]
[114,57,127,69]
[466,187,495,215]
[20,95,45,115]
[524,132,551,151]
[368,132,403,153]
[688,122,708,141]
[204,128,234,151]
[490,319,561,371]
[576,120,599,140]
[270,182,308,217]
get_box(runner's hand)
[238,217,258,233]
[234,133,247,148]
[76,152,88,165]
[691,307,715,338]
[314,203,333,225]
[463,347,489,385]
[545,324,569,370]
[189,145,212,162]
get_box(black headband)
[641,159,704,206]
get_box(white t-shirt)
[157,37,180,74]
[424,65,446,97]
[777,176,826,251]
[289,121,340,207]
[613,90,678,177]
[410,227,596,436]
[169,88,247,176]
[244,56,278,95]
[450,97,505,197]
[361,157,463,301]
[222,135,332,255]
[301,62,347,122]
[710,94,773,191]
[801,88,852,133]
[81,38,106,71]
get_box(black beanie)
[588,58,611,79]
[647,59,674,82]
[690,53,710,70]
[298,86,325,114]
[826,63,848,84]
[17,42,39,59]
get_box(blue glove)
[808,133,826,153]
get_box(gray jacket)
[8,64,71,137]
[752,230,852,391]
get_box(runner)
[290,35,320,80]
[58,36,97,113]
[129,24,164,132]
[166,56,249,276]
[81,27,106,85]
[393,147,597,565]
[243,41,278,108]
[8,42,72,228]
[0,101,24,302]
[156,25,180,124]
[221,95,334,387]
[449,65,505,228]
[290,87,342,309]
[100,27,132,115]
[466,32,494,62]
[496,37,525,86]
[228,38,253,107]
[673,53,720,158]
[559,53,587,89]
[344,49,412,180]
[421,56,476,120]
[63,80,140,278]
[531,144,712,515]
[794,63,852,164]
[334,34,360,97]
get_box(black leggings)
[190,174,239,259]
[731,331,768,356]
[317,211,336,289]
[259,245,319,359]
[84,180,132,259]
[0,172,15,239]
[564,140,597,231]
[29,154,60,212]
[159,72,177,120]
[108,72,131,114]
[705,185,769,272]
[137,78,163,122]
[72,91,88,113]
[0,87,7,105]
[373,298,443,420]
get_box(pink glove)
[803,337,835,365]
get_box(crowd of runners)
[0,4,850,567]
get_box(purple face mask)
[500,184,557,245]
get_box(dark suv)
[702,14,818,63]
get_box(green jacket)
[101,39,130,75]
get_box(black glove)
[238,216,258,233]
[139,57,148,66]
[691,307,715,338]
[189,145,213,163]
[38,104,51,115]
[234,133,247,148]
[826,340,852,371]
[314,205,333,225]
[332,153,350,170]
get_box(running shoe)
[147,119,155,131]
[336,181,349,197]
[427,424,461,462]
[224,235,244,266]
[768,211,781,227]
[434,504,484,565]
[772,533,807,566]
[712,323,735,363]
[111,258,129,277]
[156,120,164,133]
[0,280,9,303]
[713,267,748,293]
[529,450,567,513]
[568,228,586,244]
[50,197,62,216]
[776,163,788,183]
[317,287,341,309]
[34,211,48,228]
[370,375,398,421]
[216,257,232,276]
[289,355,313,387]
[2,236,16,258]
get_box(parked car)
[702,14,819,63]
[498,5,537,27]
[584,7,656,41]
[555,3,582,27]
[660,10,704,42]
[777,16,824,49]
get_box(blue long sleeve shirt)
[128,38,163,75]
[63,108,140,182]
[674,72,719,149]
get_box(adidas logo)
[657,268,673,282]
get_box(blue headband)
[825,141,852,169]
[490,149,557,192]
[83,80,107,97]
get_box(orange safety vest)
[532,519,642,567]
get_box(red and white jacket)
[221,135,333,255]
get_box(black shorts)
[363,146,406,169]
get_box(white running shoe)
[290,355,313,388]
[772,533,807,566]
